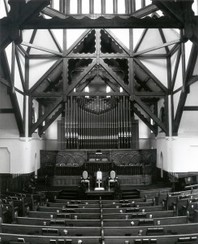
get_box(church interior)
[0,0,198,243]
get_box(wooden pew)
[41,191,61,203]
[28,211,101,219]
[185,184,198,191]
[1,203,14,223]
[38,205,164,214]
[2,223,101,236]
[16,215,188,228]
[102,210,175,219]
[139,187,172,199]
[176,197,198,216]
[27,209,175,220]
[48,200,155,209]
[103,216,189,226]
[0,233,101,244]
[16,217,101,227]
[38,206,101,213]
[104,234,198,244]
[55,199,99,204]
[165,191,198,210]
[103,223,198,236]
[2,223,198,242]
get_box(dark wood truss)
[0,50,25,136]
[0,0,198,138]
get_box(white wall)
[0,83,44,174]
[44,117,60,150]
[157,135,198,173]
[0,137,44,174]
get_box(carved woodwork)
[41,149,155,172]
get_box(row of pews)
[0,185,198,244]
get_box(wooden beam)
[3,0,9,15]
[133,4,158,18]
[67,53,96,58]
[17,45,29,58]
[134,29,148,53]
[134,58,168,93]
[113,0,118,14]
[134,96,167,133]
[30,97,63,134]
[22,15,183,29]
[27,29,37,54]
[1,50,25,136]
[32,92,63,98]
[173,44,198,134]
[100,59,130,95]
[0,80,24,96]
[0,0,50,51]
[159,28,169,54]
[0,109,14,114]
[42,6,66,19]
[173,91,187,135]
[77,0,82,15]
[48,29,63,53]
[152,0,184,24]
[0,77,10,88]
[66,29,93,56]
[153,0,198,47]
[39,105,64,136]
[183,106,198,111]
[11,42,16,88]
[90,0,94,14]
[133,39,181,57]
[135,92,165,97]
[30,59,62,93]
[70,91,128,96]
[188,75,198,86]
[171,46,181,91]
[65,59,97,96]
[104,29,130,55]
[21,42,63,57]
[132,104,157,135]
[65,0,70,15]
[42,3,158,19]
[129,27,134,96]
[28,54,58,59]
[15,47,25,91]
[135,54,167,59]
[101,0,106,15]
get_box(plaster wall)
[0,137,44,174]
[156,135,198,173]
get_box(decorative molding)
[56,151,86,167]
[111,149,156,166]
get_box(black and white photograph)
[0,0,198,243]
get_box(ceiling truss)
[0,0,198,138]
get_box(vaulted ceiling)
[0,0,198,137]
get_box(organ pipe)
[64,96,133,149]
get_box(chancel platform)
[85,189,115,199]
[40,149,156,187]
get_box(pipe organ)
[59,96,139,149]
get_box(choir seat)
[108,170,118,190]
[81,170,90,191]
